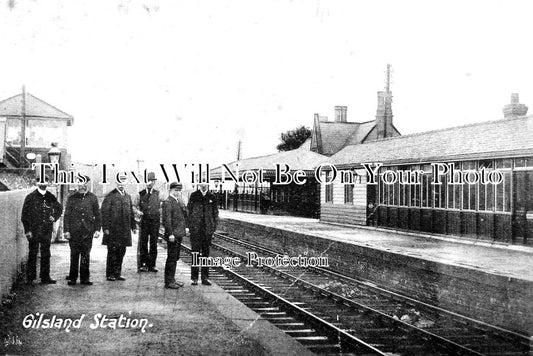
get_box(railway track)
[178,232,531,356]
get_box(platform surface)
[0,234,313,356]
[220,210,533,283]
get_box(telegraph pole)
[384,64,393,138]
[236,140,242,161]
[20,85,27,167]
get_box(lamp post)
[47,142,61,167]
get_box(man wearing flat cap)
[162,182,188,289]
[188,182,218,286]
[134,172,162,272]
[64,175,101,285]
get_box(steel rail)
[180,242,389,356]
[201,238,484,356]
[213,232,532,346]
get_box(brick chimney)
[376,91,393,139]
[503,93,528,119]
[334,106,347,122]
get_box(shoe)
[106,277,116,281]
[201,279,212,286]
[40,279,57,284]
[174,281,184,287]
[67,280,76,285]
[116,276,126,281]
[80,281,93,285]
[191,279,198,285]
[165,283,181,289]
[138,266,148,272]
[147,268,158,273]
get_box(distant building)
[310,65,401,156]
[0,89,73,169]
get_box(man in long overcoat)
[64,176,101,285]
[21,179,63,284]
[101,183,136,281]
[162,182,188,289]
[188,182,218,285]
[134,172,161,272]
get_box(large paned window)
[377,159,519,213]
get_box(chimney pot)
[334,106,342,122]
[341,106,347,122]
[503,93,528,119]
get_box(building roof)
[312,120,379,156]
[311,119,400,156]
[0,92,73,125]
[329,115,533,168]
[211,140,329,179]
[342,120,376,146]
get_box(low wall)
[219,217,533,335]
[0,189,32,297]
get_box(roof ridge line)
[362,114,533,145]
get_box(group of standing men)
[21,172,219,290]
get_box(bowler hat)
[169,182,183,190]
[147,172,157,181]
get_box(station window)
[324,172,333,203]
[421,164,432,208]
[410,165,421,207]
[515,157,533,169]
[478,160,495,211]
[462,161,477,211]
[344,184,354,204]
[496,171,511,212]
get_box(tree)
[276,125,312,151]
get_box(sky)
[0,0,532,169]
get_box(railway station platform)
[218,210,533,335]
[0,234,313,356]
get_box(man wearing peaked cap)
[134,172,162,272]
[162,182,188,289]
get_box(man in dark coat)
[101,183,136,281]
[162,182,188,289]
[188,182,218,286]
[134,172,161,272]
[21,179,63,284]
[64,176,101,285]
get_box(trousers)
[164,238,182,285]
[69,234,93,282]
[106,245,127,278]
[27,232,52,281]
[190,233,211,281]
[139,217,159,268]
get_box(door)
[512,170,533,244]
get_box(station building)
[210,141,328,218]
[322,94,533,245]
[0,89,73,170]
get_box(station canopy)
[210,140,329,181]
